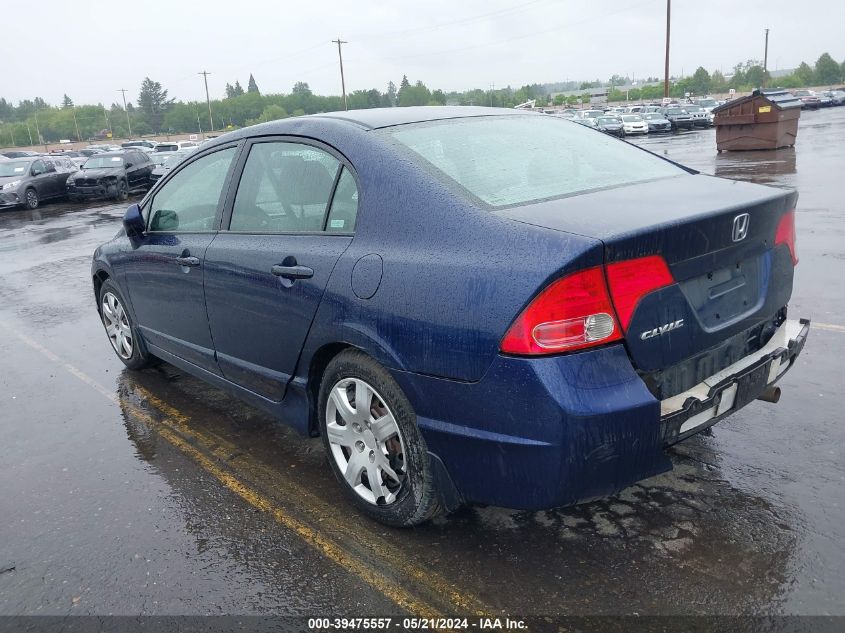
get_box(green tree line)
[2,52,843,147]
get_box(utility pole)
[72,107,81,143]
[663,0,671,99]
[199,70,214,133]
[763,28,770,87]
[33,106,45,150]
[118,89,132,138]
[26,122,33,145]
[332,38,348,110]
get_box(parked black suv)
[66,151,153,201]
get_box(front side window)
[148,147,236,232]
[389,115,685,207]
[229,142,341,233]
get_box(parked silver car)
[0,155,75,209]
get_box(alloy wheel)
[25,189,38,209]
[325,377,407,505]
[101,292,133,359]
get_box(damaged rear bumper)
[660,318,810,445]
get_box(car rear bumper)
[660,318,809,444]
[390,318,808,510]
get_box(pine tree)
[137,77,174,133]
[247,74,260,94]
[225,83,235,98]
[233,81,245,96]
[383,81,397,107]
[62,94,73,109]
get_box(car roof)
[92,152,127,158]
[305,105,519,130]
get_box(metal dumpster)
[713,89,802,151]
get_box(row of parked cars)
[552,99,720,137]
[0,139,203,210]
[791,88,845,109]
[551,88,845,137]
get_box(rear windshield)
[389,115,685,207]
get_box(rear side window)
[326,168,358,232]
[229,142,341,233]
[389,115,685,207]
[148,147,236,232]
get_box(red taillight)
[500,266,622,355]
[605,255,675,332]
[775,210,798,266]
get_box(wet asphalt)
[1,108,843,620]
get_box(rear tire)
[98,279,157,370]
[318,349,443,527]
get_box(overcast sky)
[5,0,844,106]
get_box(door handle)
[271,264,314,279]
[175,256,200,267]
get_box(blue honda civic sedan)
[92,107,808,526]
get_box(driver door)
[122,145,239,373]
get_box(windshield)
[621,115,641,122]
[665,108,685,114]
[389,115,685,207]
[598,118,619,125]
[0,161,31,177]
[164,152,190,168]
[151,153,174,165]
[698,99,716,107]
[643,113,662,120]
[83,156,124,169]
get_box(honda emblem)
[732,213,750,242]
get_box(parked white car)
[620,114,649,135]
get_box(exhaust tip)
[758,386,781,403]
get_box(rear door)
[30,159,58,198]
[122,144,239,373]
[203,138,358,401]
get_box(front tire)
[114,180,129,201]
[24,188,39,209]
[318,350,443,527]
[98,279,156,370]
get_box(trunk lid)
[496,174,797,380]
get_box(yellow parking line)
[121,401,439,617]
[3,324,492,618]
[814,322,845,333]
[125,383,489,615]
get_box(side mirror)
[124,162,133,168]
[31,168,43,177]
[123,203,146,239]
